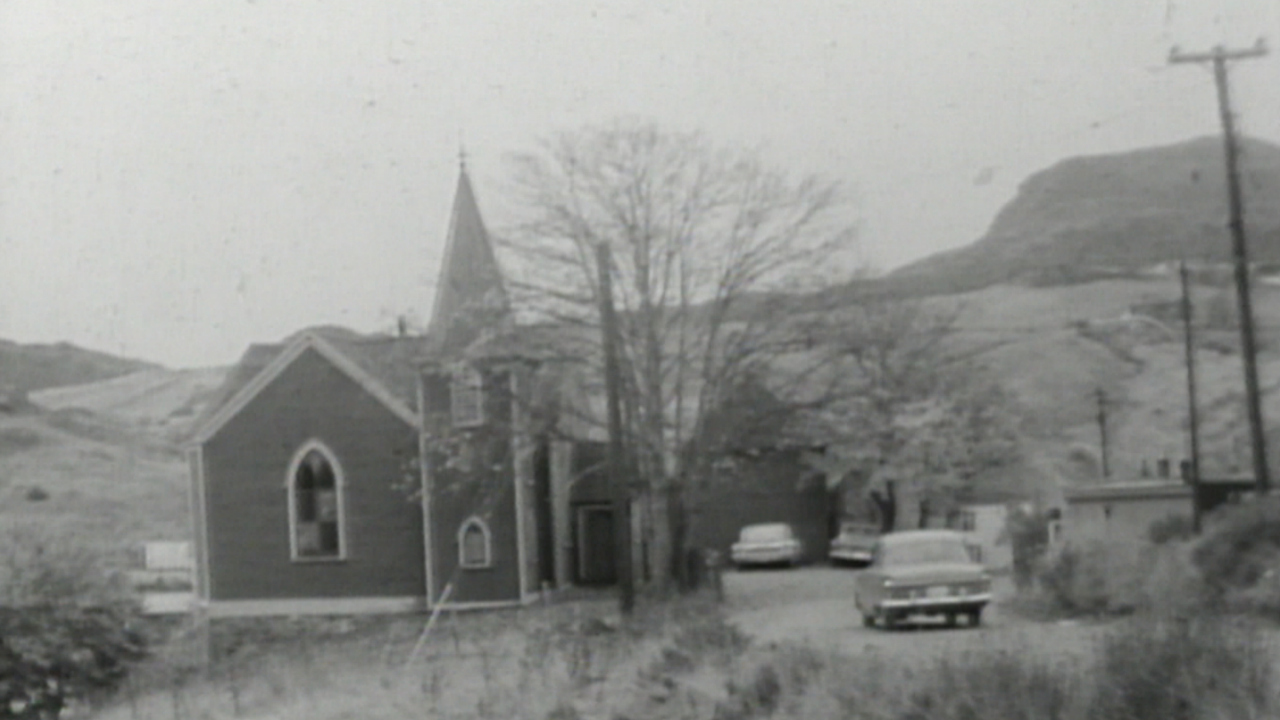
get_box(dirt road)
[723,566,1108,662]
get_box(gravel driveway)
[723,566,1109,662]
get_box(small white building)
[1063,481,1190,548]
[144,541,193,571]
[954,503,1012,571]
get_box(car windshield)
[881,538,971,566]
[740,524,791,542]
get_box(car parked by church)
[730,523,803,568]
[828,520,880,566]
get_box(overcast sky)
[2,0,1278,368]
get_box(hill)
[884,136,1280,296]
[29,366,229,443]
[0,338,158,402]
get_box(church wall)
[201,348,425,603]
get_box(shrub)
[1035,541,1133,616]
[24,485,49,502]
[1006,506,1053,589]
[0,522,145,717]
[899,649,1076,720]
[1147,514,1194,545]
[1193,496,1280,591]
[1090,616,1275,720]
[1039,538,1172,617]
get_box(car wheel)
[862,613,876,628]
[880,609,898,630]
[945,612,959,628]
[968,608,983,627]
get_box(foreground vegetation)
[8,496,1280,719]
[82,594,1276,720]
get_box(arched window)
[450,364,485,428]
[286,441,346,560]
[457,516,492,569]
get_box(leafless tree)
[501,120,858,588]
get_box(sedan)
[730,523,802,568]
[828,520,880,566]
[853,529,992,629]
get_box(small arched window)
[457,516,492,569]
[286,441,346,561]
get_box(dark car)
[828,520,880,566]
[853,530,992,629]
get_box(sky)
[1,0,1278,368]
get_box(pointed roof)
[187,329,429,445]
[428,166,510,338]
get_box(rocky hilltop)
[886,136,1280,296]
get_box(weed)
[1090,616,1275,720]
[1194,496,1280,591]
[1147,513,1194,544]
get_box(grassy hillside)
[0,410,190,559]
[0,345,227,556]
[30,366,228,443]
[943,275,1280,495]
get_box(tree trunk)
[870,480,897,533]
[918,498,931,529]
[669,482,692,591]
[647,483,674,593]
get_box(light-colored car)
[828,520,880,566]
[730,522,802,568]
[853,529,992,629]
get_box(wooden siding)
[202,348,424,601]
[423,367,522,603]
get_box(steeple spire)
[428,159,510,342]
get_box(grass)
[87,587,1280,720]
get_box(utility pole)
[1170,39,1271,494]
[1180,261,1203,532]
[1096,388,1110,479]
[595,242,635,614]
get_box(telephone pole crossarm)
[1169,39,1268,64]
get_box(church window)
[287,441,345,560]
[450,365,485,428]
[458,516,492,568]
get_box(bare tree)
[502,120,857,589]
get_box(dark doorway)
[534,442,555,586]
[575,504,617,585]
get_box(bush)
[1091,616,1275,720]
[1035,541,1146,616]
[1147,514,1194,545]
[898,649,1076,720]
[0,523,131,608]
[1193,496,1280,591]
[1006,506,1053,589]
[0,522,145,717]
